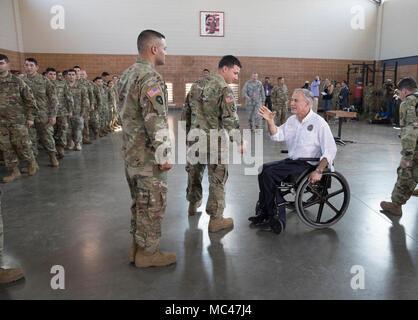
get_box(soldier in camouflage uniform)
[381,77,418,216]
[0,54,38,182]
[333,82,341,110]
[0,189,24,284]
[91,77,103,139]
[101,72,113,133]
[98,76,110,137]
[46,68,74,159]
[182,55,245,233]
[66,69,89,151]
[22,58,59,167]
[242,73,265,130]
[362,81,376,119]
[118,30,175,268]
[78,70,94,145]
[271,77,289,126]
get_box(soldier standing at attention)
[118,30,175,268]
[271,76,289,127]
[363,81,376,120]
[242,72,265,130]
[381,77,418,216]
[22,58,59,167]
[182,55,246,232]
[45,67,74,159]
[66,69,89,151]
[0,54,38,182]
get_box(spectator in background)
[302,81,310,90]
[338,80,349,110]
[333,82,341,110]
[202,68,210,78]
[263,77,274,111]
[310,76,320,113]
[322,78,334,113]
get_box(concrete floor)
[0,109,417,299]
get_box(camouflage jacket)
[363,86,376,101]
[181,73,240,135]
[118,57,171,170]
[53,80,74,116]
[68,81,89,116]
[0,72,38,123]
[271,84,289,107]
[92,84,102,112]
[399,91,418,160]
[22,73,58,119]
[78,78,93,106]
[100,85,109,111]
[242,79,265,104]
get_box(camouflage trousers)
[82,113,90,141]
[99,107,110,130]
[54,116,68,148]
[89,111,100,136]
[0,191,3,259]
[29,118,57,156]
[186,162,228,218]
[125,165,167,253]
[247,102,263,128]
[391,137,418,205]
[67,116,84,144]
[0,123,35,169]
[272,104,287,127]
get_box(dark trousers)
[265,96,272,110]
[257,159,314,228]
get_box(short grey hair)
[293,88,313,109]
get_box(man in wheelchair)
[249,89,337,234]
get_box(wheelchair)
[254,158,350,229]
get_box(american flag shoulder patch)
[147,86,161,98]
[225,96,234,103]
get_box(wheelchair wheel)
[295,171,350,229]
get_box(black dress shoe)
[248,214,268,225]
[269,216,284,234]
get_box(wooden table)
[325,110,357,145]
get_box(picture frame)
[200,11,224,37]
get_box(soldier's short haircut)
[278,76,283,80]
[25,57,38,66]
[42,71,46,76]
[73,65,81,69]
[218,55,242,69]
[0,54,9,63]
[46,67,56,73]
[93,76,102,82]
[397,77,417,91]
[137,30,166,54]
[101,72,110,77]
[67,69,76,74]
[62,70,68,76]
[203,68,210,72]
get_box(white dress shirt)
[270,110,337,168]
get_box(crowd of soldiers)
[0,54,121,183]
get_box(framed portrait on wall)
[200,11,224,37]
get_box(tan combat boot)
[129,239,138,264]
[188,199,202,216]
[2,167,21,183]
[67,139,74,150]
[209,216,234,233]
[27,160,39,176]
[75,143,82,151]
[0,267,24,284]
[134,248,176,268]
[49,152,59,167]
[56,145,65,159]
[83,138,92,145]
[413,189,418,197]
[380,201,403,217]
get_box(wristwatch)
[315,168,323,174]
